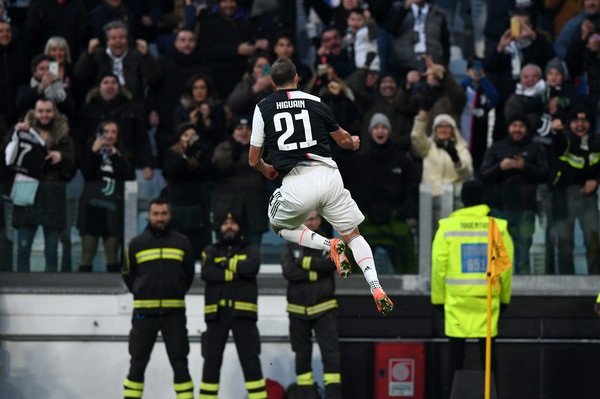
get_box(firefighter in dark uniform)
[199,211,267,399]
[282,211,342,399]
[121,198,195,399]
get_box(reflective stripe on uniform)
[309,271,318,281]
[248,392,268,399]
[234,301,258,312]
[302,256,311,270]
[124,389,143,398]
[245,378,266,390]
[206,299,258,312]
[287,299,338,316]
[444,231,487,238]
[135,247,184,264]
[200,382,219,391]
[134,299,185,309]
[559,152,585,169]
[123,378,144,390]
[174,381,194,391]
[323,372,341,385]
[297,371,314,385]
[445,278,487,285]
[246,378,267,399]
[204,304,218,314]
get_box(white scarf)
[505,38,533,80]
[106,48,128,85]
[515,78,547,97]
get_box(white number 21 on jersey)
[274,110,317,151]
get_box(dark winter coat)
[211,138,269,236]
[201,239,261,321]
[0,42,28,126]
[480,134,548,211]
[196,9,255,98]
[123,226,195,314]
[24,0,89,58]
[75,88,153,169]
[74,45,161,101]
[281,243,337,320]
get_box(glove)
[500,303,508,314]
[445,142,460,163]
[417,93,436,111]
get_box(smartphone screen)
[49,61,59,76]
[510,16,521,38]
[261,64,271,76]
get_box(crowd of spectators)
[0,0,599,275]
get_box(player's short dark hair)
[271,58,297,87]
[148,197,171,211]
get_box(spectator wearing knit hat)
[410,110,473,197]
[541,57,575,126]
[480,113,549,274]
[351,112,420,274]
[211,115,269,245]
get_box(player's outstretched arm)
[331,127,360,151]
[249,144,278,180]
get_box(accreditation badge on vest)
[461,243,487,273]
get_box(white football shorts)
[268,162,365,233]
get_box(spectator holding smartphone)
[172,73,226,151]
[77,120,133,272]
[226,52,273,117]
[16,54,75,120]
[480,113,549,274]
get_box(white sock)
[279,225,330,251]
[347,235,381,293]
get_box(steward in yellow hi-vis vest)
[199,211,266,399]
[595,291,600,317]
[281,212,341,399]
[431,181,513,397]
[121,198,195,399]
[431,203,514,337]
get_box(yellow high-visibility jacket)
[431,205,514,338]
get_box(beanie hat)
[176,122,197,138]
[234,115,251,127]
[216,210,240,227]
[432,114,458,131]
[214,209,245,242]
[506,112,531,132]
[97,71,121,85]
[368,113,391,132]
[544,57,569,81]
[568,104,591,122]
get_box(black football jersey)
[5,128,47,178]
[251,89,339,176]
